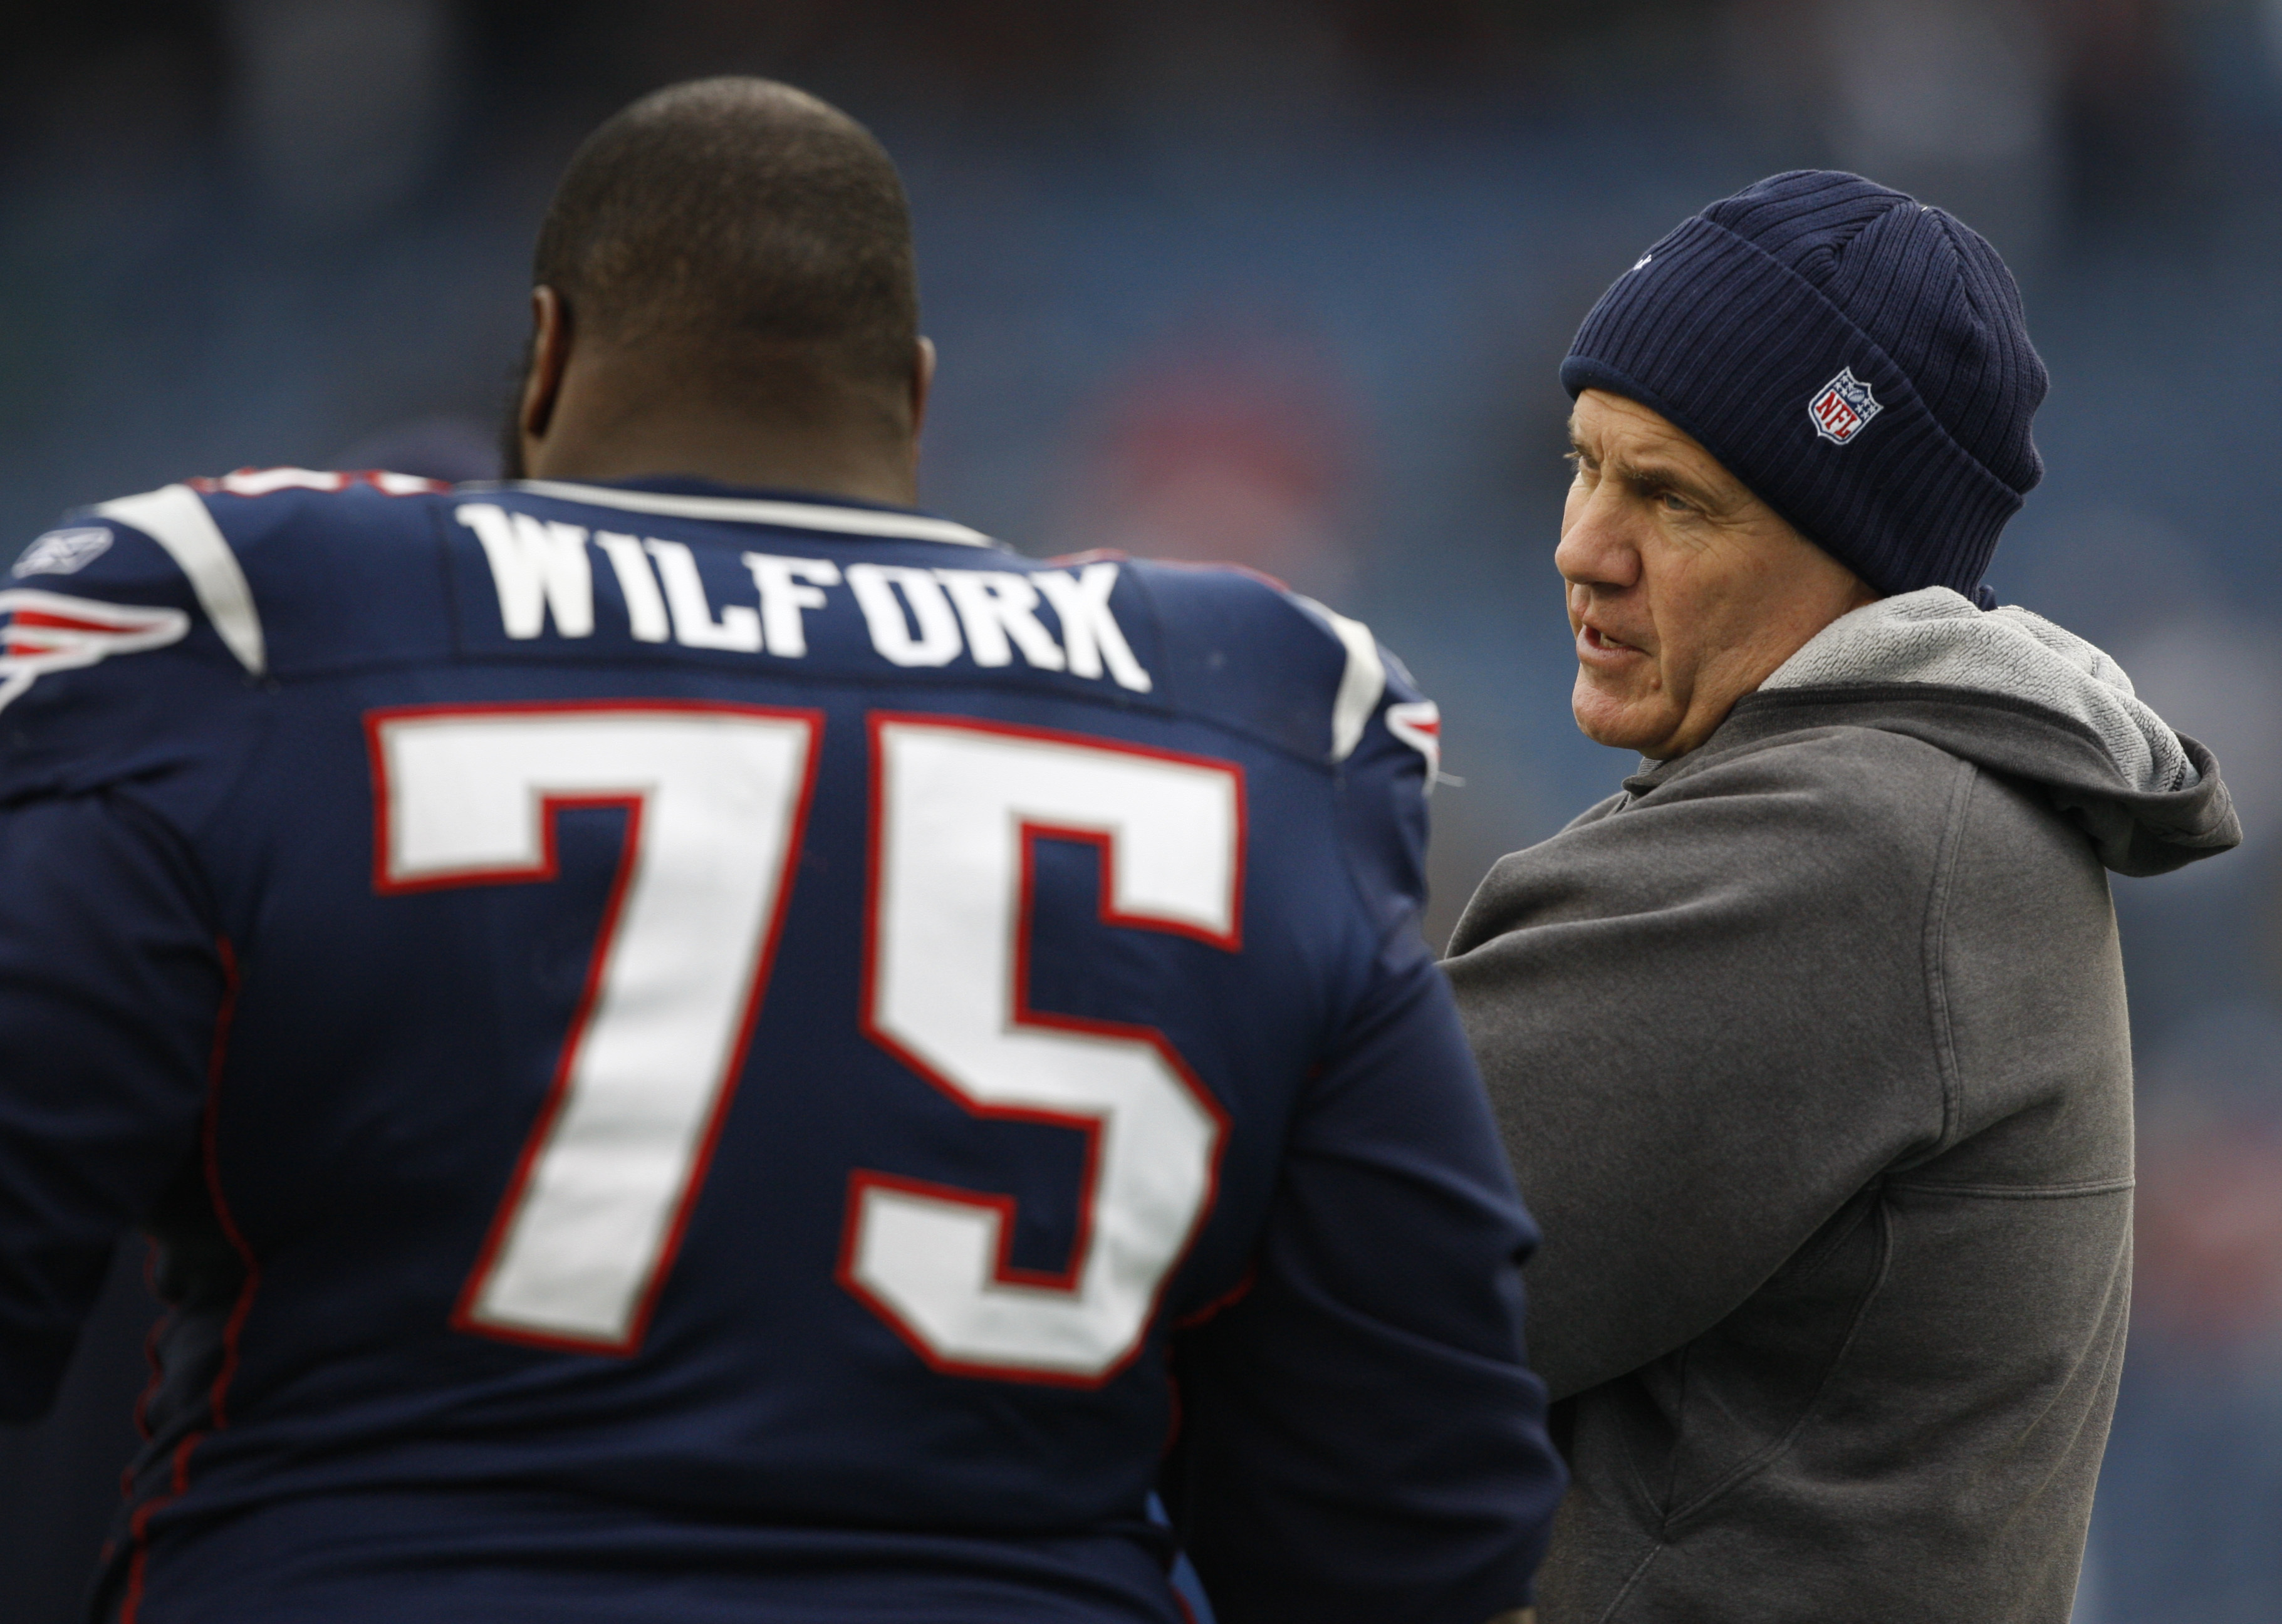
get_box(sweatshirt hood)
[1709,586,2241,877]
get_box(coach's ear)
[519,285,573,448]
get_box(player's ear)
[519,286,573,445]
[909,336,937,445]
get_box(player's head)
[1551,170,2047,758]
[507,77,930,497]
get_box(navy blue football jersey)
[0,471,1561,1624]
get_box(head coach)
[1441,170,2241,1623]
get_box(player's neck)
[524,421,920,509]
[521,355,922,508]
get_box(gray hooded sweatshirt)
[1442,588,2241,1624]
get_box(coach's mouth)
[1576,618,1647,666]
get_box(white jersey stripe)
[95,485,267,676]
[506,481,999,549]
[1295,595,1387,764]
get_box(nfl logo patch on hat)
[1808,367,1882,445]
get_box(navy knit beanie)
[1561,170,2046,606]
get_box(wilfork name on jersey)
[459,503,1155,693]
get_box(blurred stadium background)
[2,2,2278,1619]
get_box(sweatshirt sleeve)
[1440,731,1961,1401]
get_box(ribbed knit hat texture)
[1560,170,2047,605]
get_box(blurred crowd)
[4,3,2282,1620]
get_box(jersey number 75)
[366,702,1242,1387]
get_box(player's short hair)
[533,77,918,403]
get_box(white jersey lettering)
[1034,565,1152,693]
[743,553,842,658]
[458,504,595,641]
[935,570,1066,672]
[593,532,670,643]
[647,539,762,652]
[847,564,963,667]
[456,515,1149,692]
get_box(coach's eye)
[1659,491,1694,514]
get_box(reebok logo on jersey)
[13,527,113,578]
[457,504,1153,694]
[0,590,190,713]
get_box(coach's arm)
[1439,736,1951,1400]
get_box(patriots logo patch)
[1385,699,1443,788]
[1808,367,1882,445]
[0,590,190,713]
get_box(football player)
[0,78,1561,1624]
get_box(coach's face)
[1556,390,1876,759]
